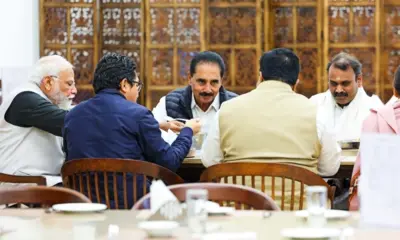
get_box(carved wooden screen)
[40,0,98,103]
[100,0,145,103]
[323,0,380,97]
[267,0,322,98]
[382,0,400,103]
[145,0,205,109]
[207,0,262,97]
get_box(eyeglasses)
[133,80,143,92]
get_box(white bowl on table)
[138,220,179,238]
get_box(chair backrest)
[132,182,280,210]
[199,162,336,210]
[0,173,46,186]
[61,158,185,209]
[0,186,90,208]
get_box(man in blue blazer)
[63,53,201,208]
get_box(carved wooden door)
[266,0,323,98]
[144,0,205,109]
[381,0,400,102]
[100,0,145,103]
[40,0,98,104]
[323,0,380,98]
[207,0,262,96]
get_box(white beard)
[58,99,73,110]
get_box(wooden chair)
[200,162,336,210]
[132,182,279,210]
[0,173,46,185]
[61,158,185,209]
[0,186,90,208]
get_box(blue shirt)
[63,89,192,208]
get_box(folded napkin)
[148,180,185,221]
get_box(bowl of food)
[339,140,360,149]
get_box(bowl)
[339,140,360,149]
[137,221,179,238]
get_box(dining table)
[0,209,399,239]
[178,149,357,182]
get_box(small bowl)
[137,221,179,238]
[339,141,360,149]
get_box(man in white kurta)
[310,53,383,141]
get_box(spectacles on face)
[133,80,143,92]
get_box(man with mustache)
[310,52,383,141]
[0,55,77,185]
[153,51,237,134]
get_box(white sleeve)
[316,115,342,176]
[152,96,168,123]
[201,111,223,167]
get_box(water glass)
[306,186,327,227]
[186,189,208,234]
[192,133,206,150]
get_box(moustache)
[199,92,213,97]
[334,92,348,97]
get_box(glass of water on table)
[306,186,327,227]
[186,189,208,234]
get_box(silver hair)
[30,55,73,85]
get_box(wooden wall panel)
[39,0,400,106]
[268,0,322,98]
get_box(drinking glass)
[306,186,327,227]
[186,189,208,234]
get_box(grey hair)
[30,55,73,85]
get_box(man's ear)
[119,78,129,93]
[188,72,193,86]
[42,76,53,91]
[356,74,363,88]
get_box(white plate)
[52,203,107,213]
[138,221,179,238]
[281,228,341,239]
[295,210,351,219]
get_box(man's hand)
[159,121,170,132]
[185,119,201,135]
[169,120,185,133]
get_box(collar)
[256,80,293,92]
[191,93,220,112]
[97,88,126,99]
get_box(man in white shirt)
[152,51,237,134]
[202,48,341,177]
[310,52,383,141]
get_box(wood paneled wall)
[40,0,400,108]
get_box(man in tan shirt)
[202,48,341,209]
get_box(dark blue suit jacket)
[63,89,192,208]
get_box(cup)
[186,189,208,234]
[306,186,327,227]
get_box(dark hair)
[189,51,225,78]
[93,52,137,94]
[327,52,362,77]
[259,48,300,86]
[394,66,400,95]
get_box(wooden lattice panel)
[268,0,321,98]
[145,0,204,109]
[324,0,380,98]
[40,0,97,104]
[208,0,262,97]
[100,0,145,103]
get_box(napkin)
[161,129,178,145]
[147,180,185,221]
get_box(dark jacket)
[63,89,193,209]
[165,86,238,119]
